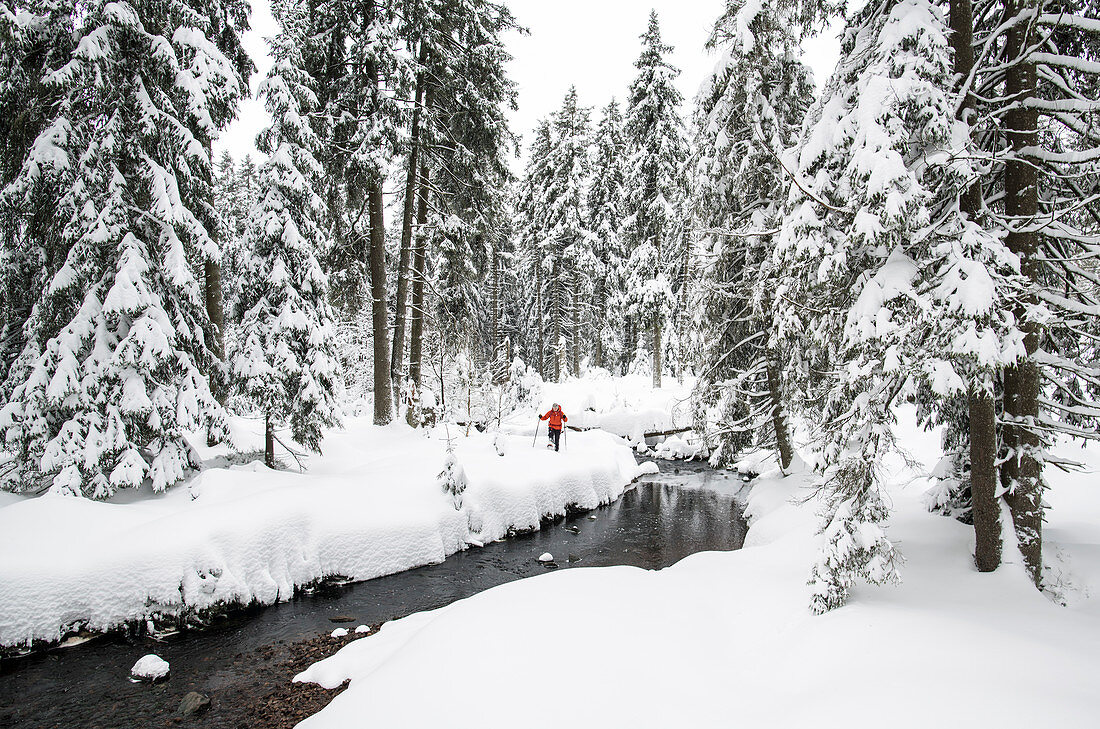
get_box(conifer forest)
[1,1,1099,726]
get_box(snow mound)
[652,434,703,460]
[130,654,169,681]
[291,437,1100,729]
[0,421,646,649]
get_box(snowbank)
[292,410,1100,728]
[0,420,645,649]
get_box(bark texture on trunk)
[952,0,1001,572]
[1002,0,1043,586]
[368,180,393,425]
[766,351,792,473]
[408,164,429,389]
[593,304,604,370]
[390,69,425,400]
[969,385,1001,571]
[652,320,662,389]
[570,294,580,378]
[491,247,508,384]
[536,257,545,379]
[204,258,225,360]
[652,230,663,389]
[204,257,225,446]
[551,263,562,383]
[264,413,275,470]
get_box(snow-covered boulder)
[130,654,169,682]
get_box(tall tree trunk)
[491,245,507,384]
[652,319,662,389]
[204,259,225,446]
[766,350,792,472]
[368,179,393,425]
[952,0,1001,571]
[264,412,275,470]
[652,231,663,388]
[593,277,605,370]
[391,67,426,402]
[1002,0,1043,586]
[571,293,580,377]
[536,258,545,379]
[204,259,225,360]
[969,382,1001,570]
[552,266,562,382]
[409,164,429,389]
[623,314,633,374]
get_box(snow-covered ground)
[293,408,1100,728]
[0,418,648,650]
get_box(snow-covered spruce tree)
[515,120,554,378]
[964,0,1100,585]
[229,0,340,470]
[432,213,485,350]
[622,10,689,389]
[541,87,593,381]
[0,0,77,392]
[437,426,467,509]
[587,98,628,372]
[0,0,244,496]
[691,0,814,471]
[420,0,518,379]
[775,0,998,611]
[212,151,253,338]
[189,0,251,381]
[312,0,413,426]
[392,0,519,399]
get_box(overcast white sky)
[215,1,841,170]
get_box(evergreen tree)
[0,0,76,392]
[394,0,518,400]
[543,87,593,380]
[0,0,245,495]
[692,0,813,470]
[622,11,689,388]
[513,89,593,383]
[775,0,981,611]
[228,0,340,469]
[515,121,554,379]
[968,0,1100,584]
[587,99,628,371]
[419,0,518,374]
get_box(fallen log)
[641,426,693,439]
[564,425,693,439]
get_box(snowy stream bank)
[0,468,747,729]
[0,421,650,652]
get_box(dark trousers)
[548,427,561,451]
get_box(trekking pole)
[532,418,540,448]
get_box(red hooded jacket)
[539,408,568,430]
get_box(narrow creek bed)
[0,463,748,729]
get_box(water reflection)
[1,466,747,729]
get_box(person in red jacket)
[539,403,568,451]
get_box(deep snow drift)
[0,418,648,649]
[292,409,1100,728]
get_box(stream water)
[0,461,750,728]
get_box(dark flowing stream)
[0,462,750,729]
